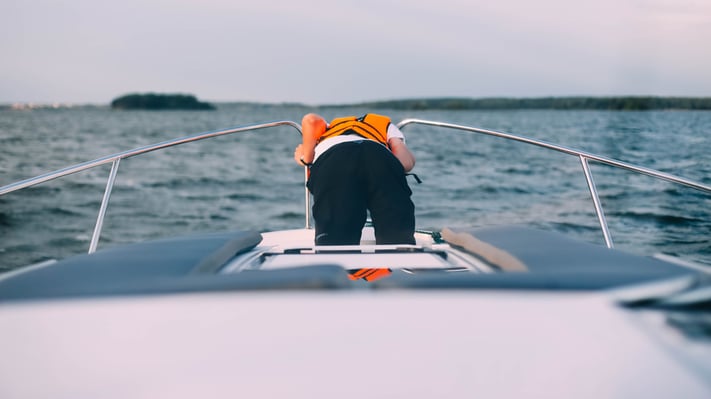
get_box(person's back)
[294,113,416,245]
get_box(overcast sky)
[1,0,710,105]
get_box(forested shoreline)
[3,96,711,111]
[324,96,711,111]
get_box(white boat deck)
[258,226,437,249]
[228,227,489,273]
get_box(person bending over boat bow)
[294,113,416,245]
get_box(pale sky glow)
[1,0,710,104]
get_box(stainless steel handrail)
[397,118,711,248]
[0,121,306,253]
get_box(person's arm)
[388,137,416,172]
[294,113,327,166]
[386,124,415,172]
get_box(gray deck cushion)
[453,226,690,274]
[428,226,697,289]
[0,230,262,301]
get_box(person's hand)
[294,144,305,165]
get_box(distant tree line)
[326,96,711,111]
[111,93,215,110]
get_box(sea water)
[1,104,710,271]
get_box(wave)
[144,176,227,189]
[475,185,531,195]
[0,212,11,227]
[226,193,263,201]
[47,206,85,217]
[610,211,704,226]
[275,211,303,220]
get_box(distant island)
[324,96,711,111]
[110,93,215,110]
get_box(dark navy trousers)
[307,140,415,245]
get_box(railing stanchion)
[304,166,311,229]
[580,156,614,248]
[88,158,121,254]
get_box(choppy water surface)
[1,104,710,271]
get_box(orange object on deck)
[348,268,392,282]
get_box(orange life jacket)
[320,114,391,145]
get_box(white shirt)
[313,124,405,162]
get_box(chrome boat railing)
[1,118,710,254]
[0,121,305,253]
[397,119,711,249]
